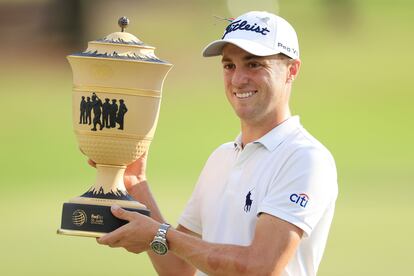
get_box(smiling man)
[97,11,338,276]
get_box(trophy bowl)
[57,17,172,238]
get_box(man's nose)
[231,68,249,87]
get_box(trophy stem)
[93,164,126,193]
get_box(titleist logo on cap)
[222,20,270,39]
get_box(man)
[117,99,128,130]
[96,11,338,276]
[79,96,86,124]
[110,99,118,128]
[91,93,103,131]
[86,96,92,125]
[102,98,111,128]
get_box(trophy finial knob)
[118,16,129,32]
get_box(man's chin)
[234,110,258,122]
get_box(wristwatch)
[150,223,171,255]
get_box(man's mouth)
[234,90,258,99]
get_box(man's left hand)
[97,205,159,254]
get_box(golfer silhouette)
[79,96,87,124]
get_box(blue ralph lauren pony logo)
[244,189,254,212]
[222,19,270,39]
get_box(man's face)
[221,44,292,125]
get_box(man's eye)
[223,64,235,70]
[248,62,261,68]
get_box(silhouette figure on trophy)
[102,98,111,128]
[110,99,118,128]
[91,93,103,131]
[86,96,92,125]
[117,99,128,130]
[79,96,87,124]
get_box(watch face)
[151,240,168,255]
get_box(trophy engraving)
[91,214,104,225]
[79,92,128,131]
[57,17,172,238]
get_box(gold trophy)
[57,17,172,238]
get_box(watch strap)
[157,223,171,239]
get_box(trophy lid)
[70,16,170,64]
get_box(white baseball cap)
[202,11,300,59]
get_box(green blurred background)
[0,0,413,275]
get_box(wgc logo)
[72,209,87,226]
[289,193,309,208]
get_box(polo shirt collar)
[234,116,301,152]
[234,135,243,150]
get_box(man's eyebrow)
[243,55,260,61]
[221,55,261,63]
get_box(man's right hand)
[123,151,148,193]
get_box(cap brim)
[202,38,281,57]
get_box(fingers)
[88,159,96,168]
[97,206,134,245]
[97,223,127,245]
[110,205,136,221]
[96,209,155,254]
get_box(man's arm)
[127,180,198,276]
[169,213,302,276]
[94,152,303,275]
[98,206,302,276]
[89,156,197,276]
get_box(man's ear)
[287,59,301,83]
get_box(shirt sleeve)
[257,147,338,237]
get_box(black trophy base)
[58,202,151,238]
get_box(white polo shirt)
[178,116,338,276]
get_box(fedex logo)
[290,193,309,208]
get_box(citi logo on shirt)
[290,193,309,208]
